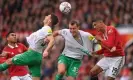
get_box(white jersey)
[11,74,32,80]
[59,29,95,60]
[26,26,52,53]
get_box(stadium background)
[0,0,133,80]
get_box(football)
[59,2,71,14]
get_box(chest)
[6,48,24,58]
[64,34,90,48]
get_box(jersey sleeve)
[43,27,52,36]
[86,32,98,43]
[101,27,117,49]
[0,57,6,63]
[58,29,68,36]
[19,43,28,52]
[2,47,9,58]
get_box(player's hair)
[70,20,80,27]
[92,18,103,23]
[6,31,15,38]
[92,18,104,28]
[50,14,59,26]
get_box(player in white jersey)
[0,14,59,80]
[53,20,100,80]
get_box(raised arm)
[43,30,60,58]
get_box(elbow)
[53,31,59,37]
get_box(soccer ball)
[59,2,71,14]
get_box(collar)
[43,25,50,28]
[8,44,18,49]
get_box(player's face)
[7,33,17,43]
[43,15,52,25]
[93,22,105,32]
[69,24,79,36]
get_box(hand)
[43,50,49,58]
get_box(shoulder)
[61,29,69,32]
[108,26,116,31]
[43,26,52,31]
[17,43,24,46]
[43,26,51,29]
[41,26,52,35]
[79,30,93,36]
[59,29,69,35]
[17,43,26,47]
[107,26,117,34]
[3,46,9,51]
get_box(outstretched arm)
[50,35,65,55]
[43,31,60,58]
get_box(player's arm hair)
[44,34,55,52]
[50,35,65,54]
[44,30,60,52]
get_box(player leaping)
[0,14,58,80]
[90,19,125,80]
[53,20,100,80]
[0,32,32,80]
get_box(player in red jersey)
[89,19,125,80]
[0,31,32,80]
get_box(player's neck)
[73,32,79,39]
[43,24,50,27]
[8,42,16,47]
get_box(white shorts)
[11,74,32,80]
[97,56,125,78]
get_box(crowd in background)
[0,0,133,80]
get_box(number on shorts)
[112,67,118,76]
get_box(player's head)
[92,19,106,33]
[69,20,80,37]
[43,13,58,27]
[6,31,17,43]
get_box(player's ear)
[92,22,96,28]
[6,37,9,41]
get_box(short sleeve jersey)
[26,26,52,53]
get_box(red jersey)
[96,26,125,57]
[3,43,28,77]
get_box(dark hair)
[50,14,59,26]
[6,31,15,38]
[70,20,80,27]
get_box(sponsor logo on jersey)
[108,29,113,34]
